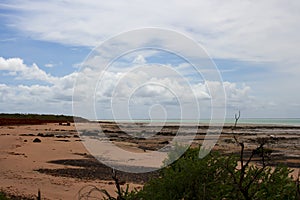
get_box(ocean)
[225,118,300,126]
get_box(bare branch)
[233,110,241,129]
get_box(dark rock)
[33,138,41,143]
[37,133,44,137]
[159,140,169,145]
[56,139,70,142]
[44,133,55,137]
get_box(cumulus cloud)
[0,57,27,71]
[0,57,77,113]
[77,62,253,119]
[0,56,254,118]
[0,57,57,83]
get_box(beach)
[0,122,299,199]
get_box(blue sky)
[0,0,300,119]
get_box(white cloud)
[44,63,54,68]
[0,57,78,113]
[2,0,300,65]
[1,1,299,118]
[0,57,57,83]
[82,63,253,119]
[0,57,253,118]
[133,55,146,64]
[0,57,27,71]
[0,55,287,117]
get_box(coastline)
[96,118,300,128]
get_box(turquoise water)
[109,118,300,126]
[228,118,300,126]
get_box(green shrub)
[127,147,298,200]
[0,192,9,200]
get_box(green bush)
[126,147,298,200]
[0,192,9,200]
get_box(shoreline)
[93,118,300,127]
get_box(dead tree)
[227,111,270,200]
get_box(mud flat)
[0,122,299,199]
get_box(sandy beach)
[0,122,299,199]
[0,123,144,199]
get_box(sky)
[0,0,300,120]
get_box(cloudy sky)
[0,0,300,119]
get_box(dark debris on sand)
[36,156,159,184]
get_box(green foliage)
[0,113,88,125]
[127,147,298,200]
[0,113,87,121]
[131,148,234,200]
[0,192,9,200]
[227,164,296,200]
